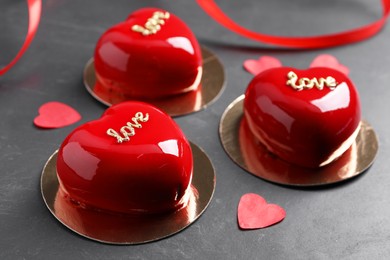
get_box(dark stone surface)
[1,0,389,259]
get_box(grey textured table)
[1,0,390,259]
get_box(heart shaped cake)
[56,101,193,215]
[94,8,202,100]
[244,67,361,168]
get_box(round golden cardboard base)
[219,95,379,187]
[41,142,215,244]
[83,46,225,117]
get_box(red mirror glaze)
[94,8,202,99]
[244,67,361,168]
[56,101,193,215]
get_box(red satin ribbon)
[0,1,387,76]
[196,0,390,48]
[0,0,42,76]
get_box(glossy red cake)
[244,67,361,168]
[56,101,193,215]
[94,8,202,100]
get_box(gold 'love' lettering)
[286,71,337,91]
[106,112,149,143]
[131,11,170,36]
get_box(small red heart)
[238,193,285,229]
[34,102,81,129]
[243,56,282,76]
[310,54,349,75]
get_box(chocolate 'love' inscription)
[106,112,149,143]
[286,71,337,91]
[131,11,170,36]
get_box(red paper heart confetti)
[238,193,286,229]
[309,54,349,75]
[34,102,81,129]
[243,56,282,76]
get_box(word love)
[131,11,170,36]
[106,112,149,143]
[286,71,337,91]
